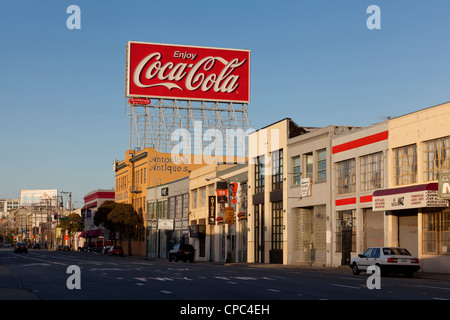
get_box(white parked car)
[350,247,420,277]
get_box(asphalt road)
[1,247,449,316]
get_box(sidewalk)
[0,265,40,300]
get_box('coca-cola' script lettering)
[133,53,246,93]
[127,42,250,103]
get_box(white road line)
[417,285,450,291]
[331,283,360,289]
[160,290,172,294]
[8,253,66,265]
[266,289,281,292]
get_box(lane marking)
[417,285,450,291]
[331,283,360,289]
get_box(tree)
[107,203,143,256]
[94,200,117,243]
[58,213,84,248]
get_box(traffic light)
[54,213,57,220]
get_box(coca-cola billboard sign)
[126,41,250,103]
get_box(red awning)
[82,201,97,210]
[78,229,102,238]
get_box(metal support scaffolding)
[125,99,251,158]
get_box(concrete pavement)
[1,254,450,300]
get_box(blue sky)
[1,1,450,205]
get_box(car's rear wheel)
[351,263,360,275]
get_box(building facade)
[81,189,116,248]
[373,102,450,273]
[287,125,357,266]
[331,121,389,267]
[114,147,206,255]
[146,177,190,258]
[247,119,320,264]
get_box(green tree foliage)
[94,200,117,241]
[107,203,143,256]
[58,213,84,235]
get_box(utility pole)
[61,191,72,213]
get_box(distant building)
[81,189,115,246]
[0,198,19,218]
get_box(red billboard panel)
[126,42,250,103]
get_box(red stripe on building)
[335,197,357,206]
[359,195,373,203]
[332,130,388,154]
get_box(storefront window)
[423,209,450,254]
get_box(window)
[424,137,450,181]
[423,209,450,254]
[362,248,372,258]
[255,156,265,194]
[370,248,380,258]
[148,202,155,219]
[292,156,301,185]
[336,159,356,194]
[304,153,313,180]
[200,187,206,207]
[272,149,283,191]
[394,144,417,185]
[192,189,198,209]
[183,194,189,217]
[316,149,326,182]
[176,195,183,218]
[360,152,383,191]
[272,202,283,250]
[169,197,175,218]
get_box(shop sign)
[216,181,228,203]
[230,182,240,204]
[208,196,216,225]
[158,218,174,230]
[225,207,235,224]
[161,187,169,196]
[438,173,450,199]
[301,178,312,197]
[126,41,250,103]
[373,189,448,211]
[128,97,151,105]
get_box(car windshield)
[383,248,411,256]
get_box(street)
[1,248,450,302]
